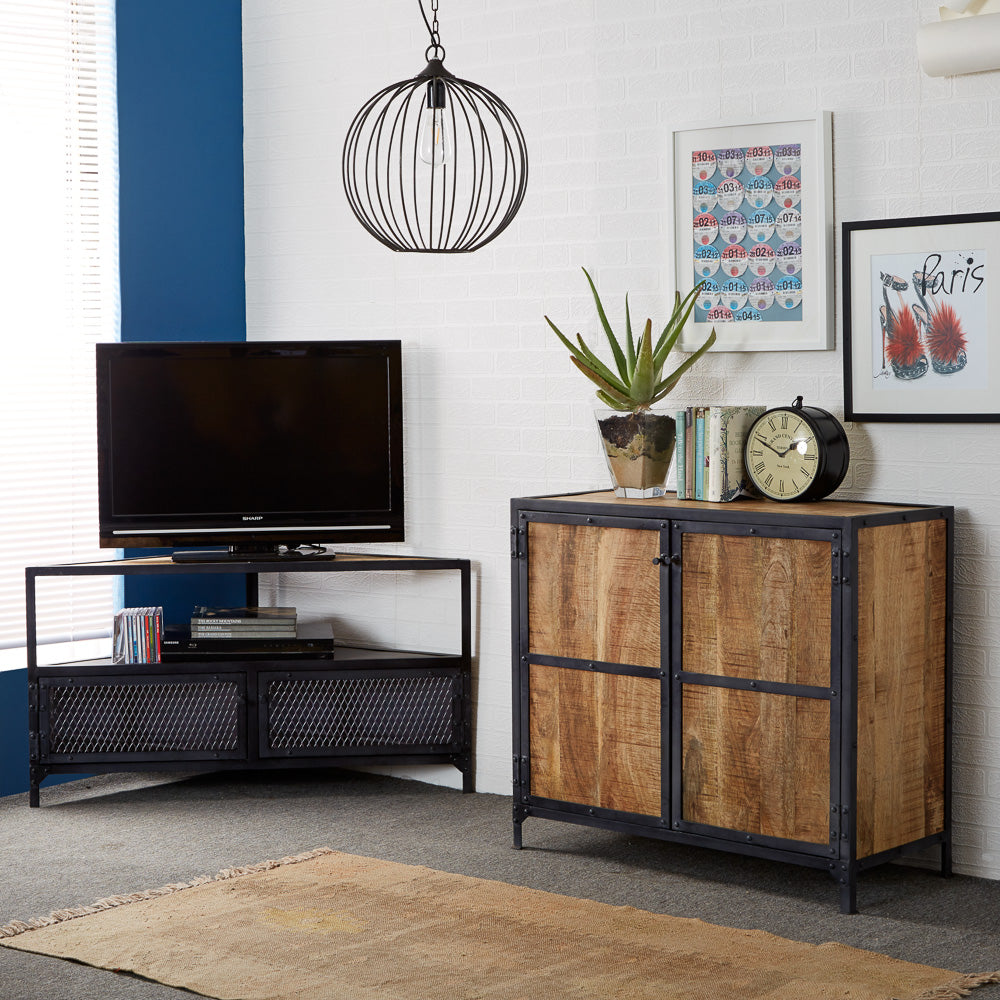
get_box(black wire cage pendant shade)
[342,0,528,253]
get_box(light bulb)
[419,106,450,166]
[418,79,450,167]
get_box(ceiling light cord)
[419,0,446,62]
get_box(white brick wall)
[243,0,1000,880]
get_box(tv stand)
[171,544,337,563]
[25,553,473,806]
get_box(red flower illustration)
[926,301,968,365]
[886,305,924,368]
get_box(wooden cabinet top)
[512,490,952,524]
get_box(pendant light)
[342,0,528,253]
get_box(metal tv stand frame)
[26,553,473,806]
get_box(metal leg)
[512,804,526,849]
[836,863,858,914]
[941,836,953,878]
[457,756,474,794]
[29,767,42,808]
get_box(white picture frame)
[670,113,834,352]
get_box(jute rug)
[1,848,997,1000]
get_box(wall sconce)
[918,0,1000,76]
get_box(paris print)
[869,248,987,391]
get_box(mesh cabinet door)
[40,675,245,761]
[261,671,462,757]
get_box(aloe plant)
[545,268,717,411]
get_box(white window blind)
[0,0,118,651]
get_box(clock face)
[745,408,820,500]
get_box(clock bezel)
[744,402,850,502]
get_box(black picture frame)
[842,210,1000,422]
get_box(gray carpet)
[0,769,998,999]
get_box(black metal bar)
[659,522,671,826]
[942,508,955,877]
[518,509,668,533]
[525,654,659,679]
[514,505,531,844]
[33,651,465,678]
[458,559,474,792]
[670,816,838,860]
[839,520,859,878]
[459,561,471,668]
[672,518,843,543]
[854,508,955,529]
[669,521,683,835]
[837,863,859,914]
[28,554,471,577]
[676,671,832,700]
[523,802,845,873]
[827,532,845,859]
[510,507,523,846]
[25,568,40,806]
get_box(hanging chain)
[421,0,446,62]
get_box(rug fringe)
[902,971,1000,1000]
[0,847,335,941]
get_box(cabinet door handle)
[652,553,679,566]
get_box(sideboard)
[510,490,952,913]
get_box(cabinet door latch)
[652,553,680,566]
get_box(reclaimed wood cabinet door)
[672,524,837,850]
[521,517,664,818]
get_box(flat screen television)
[96,340,403,560]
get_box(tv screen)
[96,340,403,557]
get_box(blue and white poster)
[689,142,804,326]
[673,116,833,353]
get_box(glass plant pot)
[595,408,677,499]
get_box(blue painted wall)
[117,0,246,343]
[1,1,247,798]
[117,0,247,619]
[0,669,29,798]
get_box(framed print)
[671,113,833,352]
[843,211,1000,422]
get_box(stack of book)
[675,404,766,503]
[112,606,163,664]
[161,606,336,660]
[190,606,297,639]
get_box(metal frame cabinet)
[511,491,953,913]
[27,553,473,805]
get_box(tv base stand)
[171,543,338,563]
[26,553,473,806]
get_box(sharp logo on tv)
[242,515,264,521]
